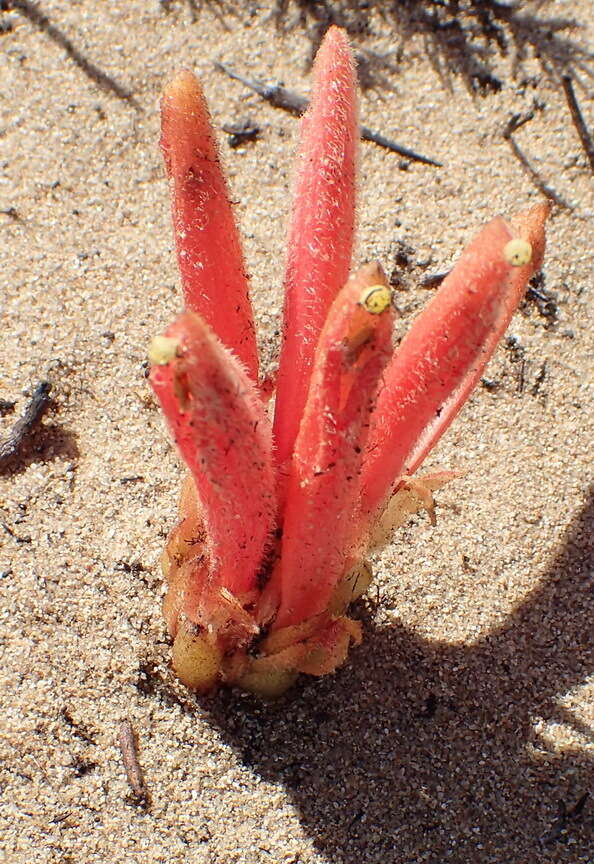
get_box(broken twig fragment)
[421,271,449,289]
[222,119,261,148]
[215,61,442,167]
[0,381,51,470]
[118,719,149,807]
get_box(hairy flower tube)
[148,27,548,697]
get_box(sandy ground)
[1,2,592,863]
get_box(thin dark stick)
[215,62,307,114]
[503,114,572,210]
[6,0,140,110]
[1,207,21,222]
[118,720,149,807]
[421,271,449,288]
[359,126,442,167]
[504,108,538,136]
[506,135,571,210]
[518,357,526,395]
[561,76,594,173]
[0,381,51,469]
[215,62,442,167]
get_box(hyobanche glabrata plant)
[148,27,548,698]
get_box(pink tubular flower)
[148,27,549,697]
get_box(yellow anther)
[359,283,392,314]
[148,335,180,365]
[503,238,532,267]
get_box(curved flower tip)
[161,69,259,379]
[271,262,394,630]
[273,25,359,473]
[358,203,549,528]
[149,311,276,605]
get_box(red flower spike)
[149,28,548,697]
[161,71,259,379]
[271,263,394,629]
[149,312,275,601]
[358,204,549,530]
[273,26,358,475]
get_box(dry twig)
[561,76,594,173]
[118,719,149,808]
[0,381,51,470]
[503,111,572,210]
[215,62,442,167]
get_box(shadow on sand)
[201,487,593,862]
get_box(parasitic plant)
[149,28,548,697]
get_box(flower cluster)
[148,28,547,697]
